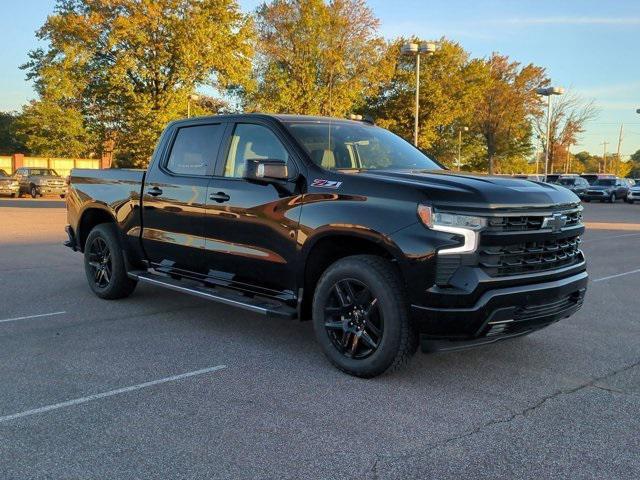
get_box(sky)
[1,0,639,156]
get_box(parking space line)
[593,268,640,283]
[0,311,66,324]
[0,365,227,423]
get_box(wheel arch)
[77,205,117,252]
[298,228,406,320]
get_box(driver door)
[200,121,303,299]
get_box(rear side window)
[166,124,222,176]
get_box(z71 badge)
[311,179,342,189]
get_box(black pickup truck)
[65,114,588,377]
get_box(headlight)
[417,205,486,255]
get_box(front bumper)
[412,270,588,352]
[582,191,609,201]
[35,184,67,196]
[0,185,19,196]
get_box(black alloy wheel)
[30,185,38,198]
[83,223,137,299]
[312,255,417,378]
[87,236,112,289]
[323,278,383,359]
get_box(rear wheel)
[84,223,137,299]
[312,255,417,378]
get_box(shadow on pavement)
[0,198,65,209]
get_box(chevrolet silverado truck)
[65,114,588,377]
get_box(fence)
[0,154,104,179]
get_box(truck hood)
[357,169,580,211]
[587,185,615,191]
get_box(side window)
[165,124,222,176]
[224,124,289,178]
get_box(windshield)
[285,121,442,171]
[593,179,615,186]
[28,169,60,177]
[557,178,576,185]
[0,169,8,177]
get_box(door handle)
[147,186,163,197]
[209,191,230,203]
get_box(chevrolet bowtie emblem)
[542,213,568,233]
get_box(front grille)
[479,235,582,277]
[486,209,582,232]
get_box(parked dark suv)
[552,176,590,199]
[582,177,629,203]
[14,167,68,198]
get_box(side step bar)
[128,271,296,319]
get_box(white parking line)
[592,268,640,283]
[0,311,66,324]
[0,365,227,423]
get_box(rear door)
[142,121,226,277]
[200,121,304,299]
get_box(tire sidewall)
[83,224,129,298]
[312,258,405,376]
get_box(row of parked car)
[0,167,68,198]
[513,173,640,204]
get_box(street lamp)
[536,86,564,179]
[401,41,437,147]
[457,126,469,171]
[187,94,200,118]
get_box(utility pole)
[601,140,609,173]
[565,144,571,173]
[616,123,624,171]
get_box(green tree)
[15,100,95,157]
[365,39,485,167]
[246,0,393,117]
[0,112,28,155]
[473,54,548,174]
[23,0,254,166]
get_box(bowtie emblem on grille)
[542,213,568,232]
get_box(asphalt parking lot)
[1,198,639,479]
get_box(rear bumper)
[412,270,588,352]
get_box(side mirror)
[244,159,288,182]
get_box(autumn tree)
[22,0,254,166]
[365,39,486,167]
[246,0,393,117]
[473,54,548,174]
[533,90,598,174]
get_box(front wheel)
[84,223,137,299]
[30,185,38,198]
[609,193,616,203]
[312,255,417,378]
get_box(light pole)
[187,94,200,118]
[401,41,437,147]
[457,126,468,171]
[536,86,564,178]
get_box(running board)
[128,271,297,319]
